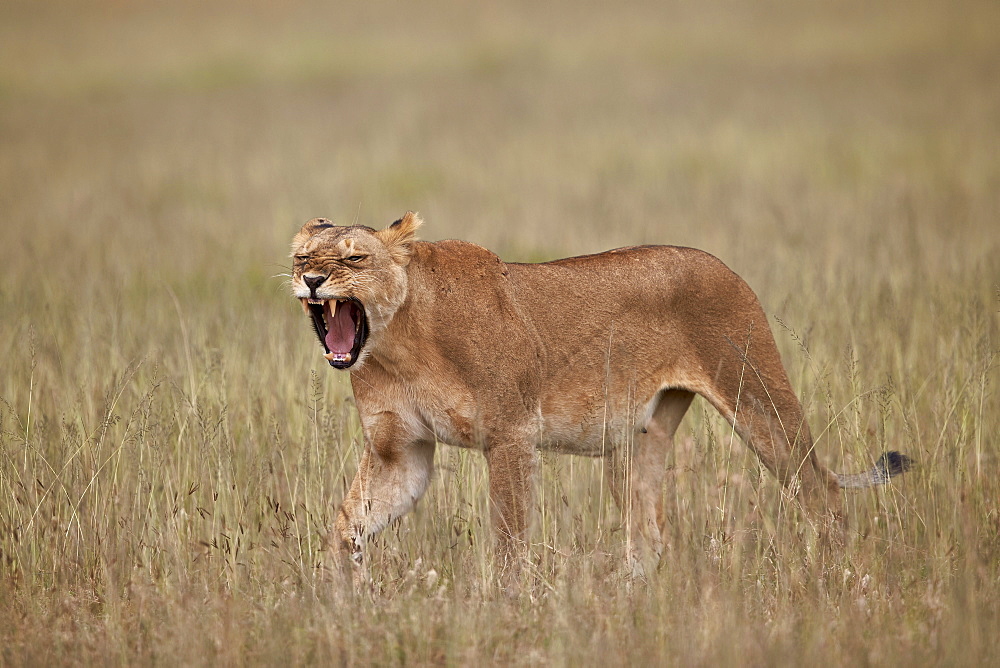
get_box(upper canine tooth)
[329,299,338,318]
[300,298,310,314]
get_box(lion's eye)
[345,255,366,263]
[294,254,309,262]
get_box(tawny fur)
[291,213,851,583]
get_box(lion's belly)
[534,377,668,455]
[400,371,661,456]
[536,405,639,456]
[411,394,632,456]
[537,424,613,456]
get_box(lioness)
[290,212,909,582]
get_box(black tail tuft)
[877,451,912,478]
[837,451,913,489]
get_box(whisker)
[353,200,362,227]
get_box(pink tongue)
[325,302,357,354]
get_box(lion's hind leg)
[604,388,695,579]
[692,330,843,521]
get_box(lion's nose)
[303,274,327,295]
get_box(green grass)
[1,0,998,664]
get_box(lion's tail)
[836,451,912,489]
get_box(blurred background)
[1,0,998,663]
[3,0,998,263]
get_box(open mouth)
[301,297,369,369]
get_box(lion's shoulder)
[412,239,507,277]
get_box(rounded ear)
[301,218,335,234]
[290,218,335,254]
[374,211,423,264]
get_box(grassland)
[1,0,998,664]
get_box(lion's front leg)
[331,413,435,590]
[483,440,537,592]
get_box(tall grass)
[1,0,998,664]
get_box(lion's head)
[290,212,422,369]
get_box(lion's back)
[505,244,754,326]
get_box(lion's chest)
[420,404,479,449]
[378,379,483,450]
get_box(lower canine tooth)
[324,352,352,364]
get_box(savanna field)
[1,0,998,664]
